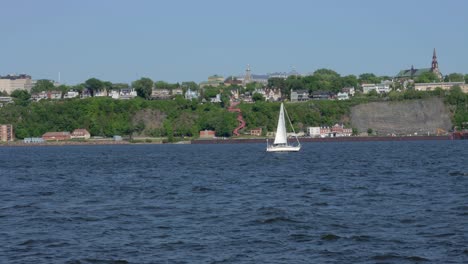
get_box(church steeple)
[431,48,438,71]
[431,48,442,80]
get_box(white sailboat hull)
[266,144,301,152]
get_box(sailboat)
[266,103,301,152]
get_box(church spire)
[431,48,438,71]
[431,48,442,80]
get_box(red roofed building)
[42,132,71,141]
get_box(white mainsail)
[273,103,287,145]
[267,102,301,152]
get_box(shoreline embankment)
[2,135,465,147]
[191,135,454,144]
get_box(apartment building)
[0,124,14,142]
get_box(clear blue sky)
[2,0,467,84]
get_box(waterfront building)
[42,131,71,141]
[307,127,321,137]
[315,124,352,137]
[23,137,44,143]
[0,124,14,142]
[395,48,443,81]
[199,130,216,139]
[71,129,91,139]
[0,74,33,94]
[250,128,262,136]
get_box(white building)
[185,88,199,100]
[210,94,222,103]
[0,74,33,94]
[307,127,321,137]
[64,91,80,99]
[336,92,349,100]
[362,81,391,94]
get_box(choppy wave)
[1,141,467,263]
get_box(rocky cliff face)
[350,97,452,136]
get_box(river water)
[1,141,467,263]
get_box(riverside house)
[71,129,91,139]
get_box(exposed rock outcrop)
[350,97,452,135]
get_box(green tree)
[415,72,439,83]
[57,84,70,98]
[31,79,55,93]
[252,92,265,102]
[444,73,464,82]
[341,75,358,88]
[10,90,31,106]
[132,77,154,99]
[314,69,340,78]
[367,128,373,135]
[85,78,104,97]
[465,74,468,84]
[359,73,381,84]
[367,89,379,97]
[73,84,85,97]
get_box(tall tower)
[245,64,251,84]
[431,48,442,80]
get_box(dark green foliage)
[415,72,439,83]
[85,78,105,97]
[359,73,381,84]
[31,79,55,93]
[132,77,153,99]
[444,73,464,82]
[252,93,264,102]
[445,86,468,129]
[10,90,31,106]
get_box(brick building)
[0,124,14,142]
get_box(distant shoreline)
[0,140,133,147]
[0,135,460,147]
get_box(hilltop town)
[1,49,467,143]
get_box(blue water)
[0,141,467,263]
